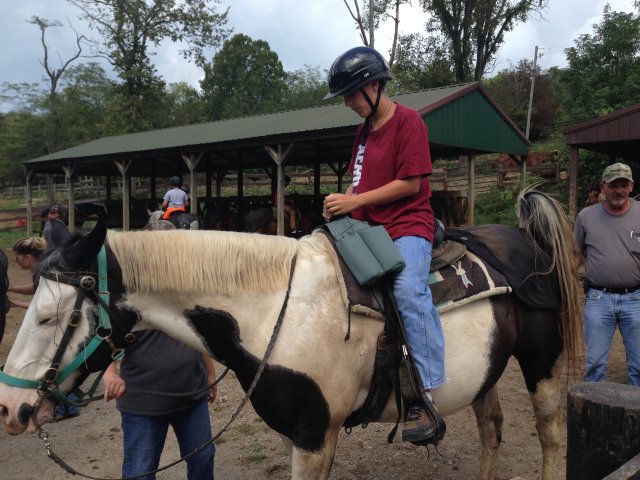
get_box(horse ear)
[62,219,107,268]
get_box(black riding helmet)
[324,47,392,139]
[169,176,182,187]
[324,46,392,100]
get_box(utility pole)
[525,45,538,140]
[369,0,375,47]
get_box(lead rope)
[35,253,298,480]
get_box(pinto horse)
[0,191,581,480]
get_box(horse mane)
[106,230,298,295]
[517,188,584,370]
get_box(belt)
[586,284,640,294]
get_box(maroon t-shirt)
[348,103,435,241]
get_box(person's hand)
[8,297,28,309]
[323,193,358,221]
[102,365,126,401]
[207,369,218,403]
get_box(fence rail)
[1,163,564,200]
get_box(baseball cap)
[602,163,633,183]
[49,204,60,214]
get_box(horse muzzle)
[0,396,53,435]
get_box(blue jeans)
[121,397,215,480]
[54,392,80,419]
[393,236,446,390]
[584,288,640,386]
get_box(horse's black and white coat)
[0,191,581,480]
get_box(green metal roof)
[24,82,529,176]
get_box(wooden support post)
[115,160,132,231]
[182,153,202,214]
[63,164,76,233]
[25,170,34,237]
[569,146,580,219]
[465,154,475,226]
[46,175,54,204]
[567,382,640,480]
[265,143,294,236]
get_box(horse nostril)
[17,403,34,425]
[0,404,8,419]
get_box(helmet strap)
[360,83,384,143]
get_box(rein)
[5,244,298,480]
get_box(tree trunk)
[567,382,640,480]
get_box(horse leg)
[471,385,503,480]
[527,359,563,480]
[290,427,339,480]
[515,305,564,480]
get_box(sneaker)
[53,405,80,422]
[402,402,437,444]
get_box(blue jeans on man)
[121,397,215,480]
[584,288,640,386]
[393,236,446,390]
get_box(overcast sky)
[0,0,636,105]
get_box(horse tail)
[516,188,583,370]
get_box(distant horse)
[201,204,242,231]
[0,191,581,480]
[584,189,605,207]
[144,210,202,230]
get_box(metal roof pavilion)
[24,82,528,176]
[22,81,530,232]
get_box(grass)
[0,228,32,250]
[237,423,258,436]
[244,442,267,463]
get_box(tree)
[56,63,115,148]
[342,0,412,66]
[162,82,207,126]
[561,5,640,121]
[420,0,548,82]
[392,32,455,91]
[200,34,287,119]
[29,16,85,152]
[69,0,230,129]
[280,66,327,110]
[0,111,48,184]
[483,59,559,139]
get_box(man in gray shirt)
[574,162,640,386]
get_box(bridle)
[0,246,130,408]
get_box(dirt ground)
[0,247,631,480]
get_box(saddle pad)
[317,230,510,320]
[429,251,511,314]
[445,224,560,310]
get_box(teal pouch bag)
[323,216,405,286]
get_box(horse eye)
[38,318,53,325]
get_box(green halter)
[0,246,121,405]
